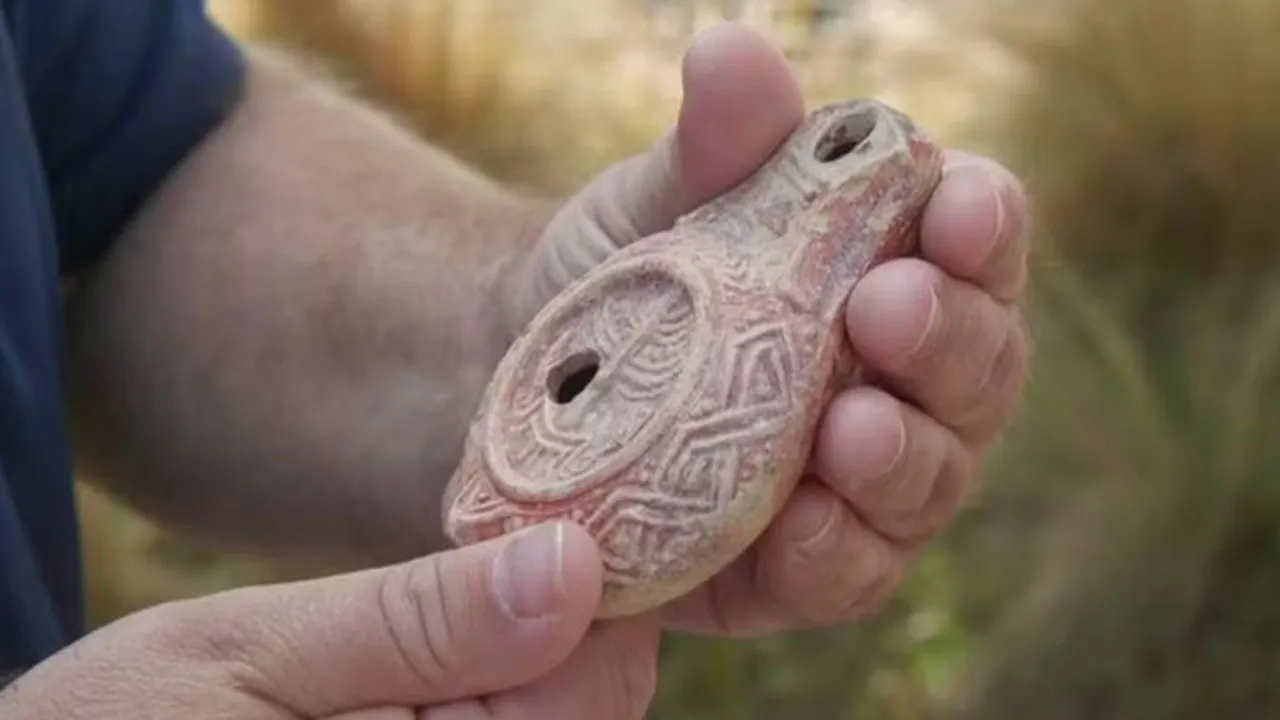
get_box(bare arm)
[65,48,553,569]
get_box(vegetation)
[82,0,1280,716]
[947,0,1280,716]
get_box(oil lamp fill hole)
[547,350,601,404]
[815,109,877,163]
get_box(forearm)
[65,47,553,569]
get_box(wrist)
[387,195,559,560]
[484,196,562,357]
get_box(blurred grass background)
[80,0,1280,717]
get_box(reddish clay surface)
[443,98,944,618]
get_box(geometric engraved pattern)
[499,271,699,492]
[595,318,799,580]
[444,98,946,619]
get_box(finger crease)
[955,313,1023,442]
[224,658,309,718]
[903,283,942,367]
[377,565,437,691]
[419,560,457,690]
[847,492,924,552]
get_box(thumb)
[511,22,805,327]
[182,521,603,716]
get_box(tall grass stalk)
[945,0,1280,716]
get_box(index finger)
[166,523,603,716]
[424,615,661,720]
[918,150,1029,303]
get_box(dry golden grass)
[208,0,1012,190]
[980,0,1280,290]
[941,0,1280,716]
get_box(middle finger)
[809,386,973,545]
[845,257,1029,444]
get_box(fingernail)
[801,505,840,552]
[493,523,566,621]
[943,160,1007,267]
[791,492,841,552]
[856,396,908,485]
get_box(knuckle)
[885,439,951,540]
[916,441,975,539]
[837,546,908,621]
[985,201,1031,299]
[940,303,1027,438]
[972,311,1031,435]
[780,513,900,623]
[861,417,970,548]
[377,558,464,690]
[904,273,971,377]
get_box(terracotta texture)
[443,98,944,618]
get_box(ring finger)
[808,386,973,546]
[845,257,1029,445]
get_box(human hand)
[498,23,1030,636]
[0,523,661,719]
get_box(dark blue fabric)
[0,0,244,674]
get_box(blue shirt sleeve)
[6,0,246,274]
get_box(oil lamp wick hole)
[547,350,601,404]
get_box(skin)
[3,21,1030,720]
